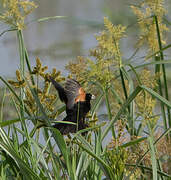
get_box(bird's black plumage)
[49,77,67,104]
[49,77,94,134]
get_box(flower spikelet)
[8,70,26,87]
[0,0,37,30]
[135,69,159,129]
[67,18,126,89]
[96,17,126,67]
[32,58,48,78]
[105,146,128,178]
[8,57,65,118]
[131,0,169,56]
[66,56,88,84]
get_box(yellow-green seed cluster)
[0,0,37,30]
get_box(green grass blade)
[104,88,116,138]
[0,128,41,179]
[0,117,26,127]
[127,128,171,178]
[121,66,135,135]
[74,134,93,151]
[101,86,142,141]
[27,80,49,125]
[127,59,171,72]
[0,28,17,37]
[91,92,104,115]
[154,15,171,130]
[0,142,41,179]
[37,16,67,22]
[50,127,74,179]
[24,49,35,86]
[0,76,31,116]
[120,67,128,100]
[0,77,21,105]
[74,123,106,139]
[0,87,6,122]
[32,138,52,179]
[75,140,113,179]
[76,151,89,178]
[148,133,157,179]
[141,85,171,108]
[146,43,171,59]
[126,164,171,178]
[154,55,168,133]
[110,85,123,105]
[121,137,147,148]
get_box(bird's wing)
[49,76,67,103]
[65,79,86,109]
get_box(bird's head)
[86,93,95,101]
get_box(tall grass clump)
[0,0,171,179]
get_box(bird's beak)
[91,94,95,100]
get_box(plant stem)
[154,15,170,134]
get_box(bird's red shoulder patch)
[75,87,86,102]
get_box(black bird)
[49,77,95,135]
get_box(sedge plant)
[0,0,171,179]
